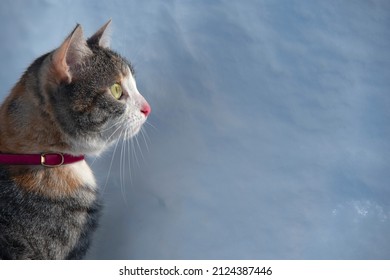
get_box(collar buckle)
[40,153,65,167]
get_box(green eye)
[110,83,123,100]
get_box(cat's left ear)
[87,19,112,48]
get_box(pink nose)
[141,102,151,117]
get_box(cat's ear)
[87,19,112,48]
[51,24,92,84]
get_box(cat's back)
[0,166,101,260]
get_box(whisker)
[140,127,150,153]
[105,122,124,144]
[130,137,140,167]
[91,121,124,167]
[103,129,123,192]
[134,133,145,162]
[89,155,99,167]
[101,120,123,132]
[120,129,127,200]
[145,120,158,131]
[101,117,151,202]
[126,128,133,186]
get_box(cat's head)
[11,21,150,155]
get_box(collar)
[0,152,85,167]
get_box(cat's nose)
[141,102,151,117]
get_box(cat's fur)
[0,21,150,259]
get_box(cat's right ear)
[51,24,92,84]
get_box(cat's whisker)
[120,129,127,198]
[124,128,134,201]
[103,129,123,192]
[134,133,145,162]
[89,155,99,167]
[145,120,158,131]
[140,127,150,153]
[101,120,123,132]
[91,122,123,169]
[126,128,134,187]
[130,137,139,166]
[105,121,124,144]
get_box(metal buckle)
[40,153,64,167]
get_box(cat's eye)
[110,83,123,100]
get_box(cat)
[0,20,150,259]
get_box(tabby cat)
[0,20,150,259]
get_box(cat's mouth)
[101,113,146,142]
[126,117,147,139]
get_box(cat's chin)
[126,124,143,139]
[66,137,109,157]
[71,132,142,157]
[67,116,146,156]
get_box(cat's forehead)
[103,49,134,68]
[107,51,134,77]
[83,47,135,86]
[113,64,135,86]
[120,62,134,77]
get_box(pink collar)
[0,153,85,167]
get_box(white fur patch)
[69,136,107,156]
[70,160,97,189]
[120,67,149,138]
[122,68,147,109]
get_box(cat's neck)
[0,81,97,198]
[7,160,97,198]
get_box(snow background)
[0,0,389,259]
